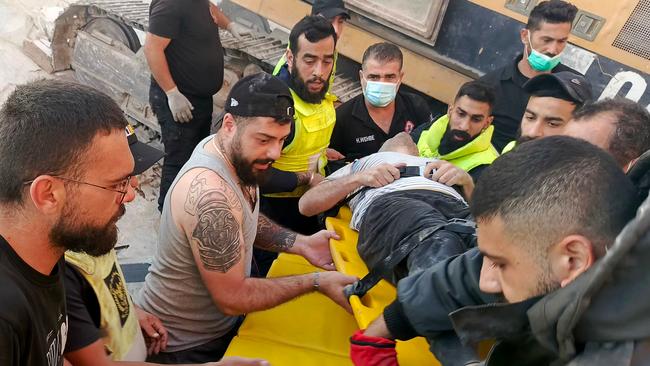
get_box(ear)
[447,104,454,116]
[485,115,494,127]
[520,28,529,47]
[286,49,294,73]
[28,176,66,215]
[221,113,237,134]
[549,235,595,288]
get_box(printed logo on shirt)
[46,314,68,366]
[404,120,415,133]
[356,135,376,144]
[104,262,130,326]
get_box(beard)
[50,203,125,256]
[439,127,476,155]
[289,60,330,104]
[230,134,273,187]
[530,265,561,299]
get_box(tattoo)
[184,176,208,215]
[255,215,297,252]
[185,172,245,272]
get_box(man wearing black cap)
[0,79,154,365]
[138,73,356,363]
[272,0,349,87]
[479,0,580,152]
[501,71,593,153]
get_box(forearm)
[254,214,298,253]
[299,174,362,217]
[209,3,231,28]
[145,46,175,92]
[216,274,315,315]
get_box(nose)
[268,143,283,161]
[457,116,470,132]
[548,41,562,56]
[312,61,323,78]
[122,176,139,203]
[479,257,502,294]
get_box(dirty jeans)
[149,80,213,211]
[357,189,472,284]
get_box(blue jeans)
[149,81,213,211]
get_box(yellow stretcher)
[224,207,439,365]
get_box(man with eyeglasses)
[0,79,148,366]
[328,42,432,168]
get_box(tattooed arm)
[171,168,355,314]
[254,215,298,253]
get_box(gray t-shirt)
[138,136,259,352]
[328,152,465,230]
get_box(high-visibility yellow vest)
[502,140,517,154]
[65,250,141,360]
[272,47,338,90]
[265,89,337,198]
[417,114,499,172]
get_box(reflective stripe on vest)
[416,114,499,172]
[502,140,517,154]
[266,89,337,198]
[65,250,140,360]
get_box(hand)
[297,230,339,270]
[310,172,324,187]
[350,329,398,366]
[356,163,404,188]
[327,148,345,161]
[424,160,474,198]
[211,356,271,366]
[227,22,250,40]
[318,271,357,313]
[135,306,168,355]
[166,87,194,123]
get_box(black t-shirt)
[330,91,432,162]
[478,54,578,151]
[0,236,67,366]
[148,0,224,97]
[62,263,102,354]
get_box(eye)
[524,114,535,121]
[258,138,270,144]
[547,121,564,128]
[471,117,483,123]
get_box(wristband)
[312,271,320,292]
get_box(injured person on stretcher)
[299,132,477,287]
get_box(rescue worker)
[479,0,579,151]
[416,80,497,180]
[328,43,432,166]
[0,79,140,366]
[255,15,339,276]
[501,71,593,153]
[273,0,349,88]
[138,73,356,363]
[145,0,248,211]
[352,99,650,365]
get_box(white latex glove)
[227,22,250,40]
[165,87,194,123]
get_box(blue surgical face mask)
[526,32,562,72]
[363,79,398,107]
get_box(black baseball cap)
[225,73,295,122]
[311,0,350,20]
[524,72,593,105]
[125,124,165,175]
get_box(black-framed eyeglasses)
[24,175,133,203]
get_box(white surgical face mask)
[363,79,398,107]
